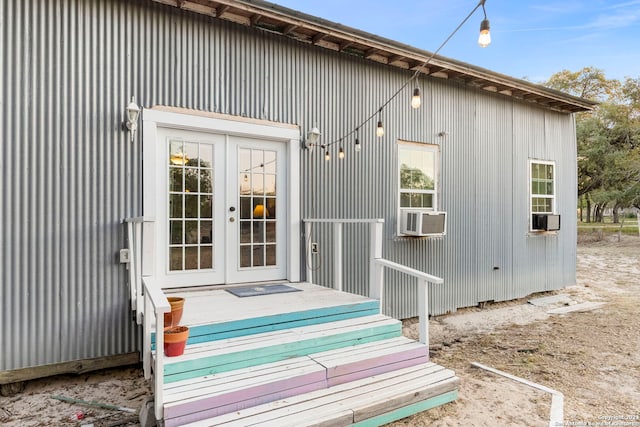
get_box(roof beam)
[250,14,262,25]
[365,48,379,59]
[312,33,327,44]
[282,24,297,35]
[339,41,354,51]
[430,71,449,79]
[216,4,230,16]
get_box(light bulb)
[478,19,491,47]
[376,121,384,137]
[411,87,421,109]
[325,150,330,161]
[243,174,248,182]
[354,138,361,153]
[339,147,345,159]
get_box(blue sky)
[273,0,640,83]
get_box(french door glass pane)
[168,139,215,271]
[238,147,278,270]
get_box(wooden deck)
[149,282,458,426]
[168,282,378,327]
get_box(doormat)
[225,284,302,298]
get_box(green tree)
[544,68,640,223]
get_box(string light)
[411,86,421,109]
[478,0,491,47]
[339,146,345,159]
[376,109,384,137]
[305,0,490,158]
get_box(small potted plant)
[164,296,185,327]
[164,325,190,357]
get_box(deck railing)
[141,277,170,421]
[123,217,155,324]
[124,217,167,420]
[303,218,443,346]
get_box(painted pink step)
[164,358,326,426]
[310,336,429,387]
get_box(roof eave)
[152,0,597,113]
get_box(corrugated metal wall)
[0,0,577,371]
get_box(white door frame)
[142,107,301,287]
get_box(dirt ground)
[393,234,640,427]
[1,236,638,426]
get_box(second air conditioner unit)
[401,210,447,236]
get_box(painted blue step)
[186,299,380,345]
[156,314,402,383]
[155,284,381,347]
[162,337,430,426]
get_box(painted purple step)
[164,358,327,427]
[309,336,429,387]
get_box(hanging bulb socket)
[339,146,345,159]
[478,19,491,47]
[376,120,384,137]
[411,87,421,109]
[354,137,361,153]
[325,150,330,161]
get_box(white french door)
[155,128,288,288]
[227,136,287,284]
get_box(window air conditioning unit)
[401,210,447,236]
[532,214,561,231]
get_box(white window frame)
[397,141,440,235]
[529,159,557,231]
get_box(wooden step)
[162,336,429,425]
[186,300,380,345]
[163,358,328,426]
[180,363,459,427]
[158,315,401,383]
[161,284,381,346]
[309,336,429,387]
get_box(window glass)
[168,139,215,271]
[398,143,438,210]
[530,161,555,215]
[238,148,278,269]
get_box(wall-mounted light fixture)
[305,126,321,149]
[124,96,141,142]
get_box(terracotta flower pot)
[164,325,190,357]
[164,296,185,327]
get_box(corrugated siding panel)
[1,0,579,370]
[1,0,139,370]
